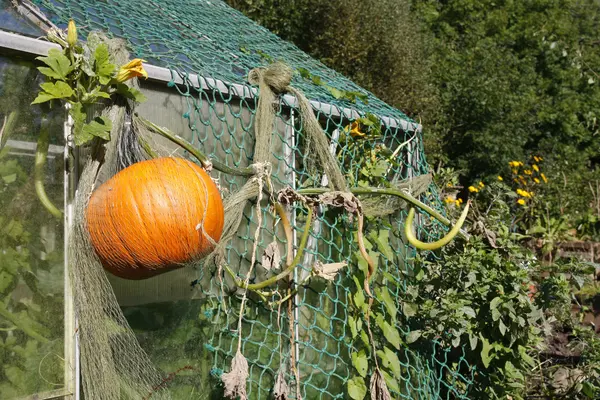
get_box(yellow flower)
[512,169,518,175]
[444,196,454,204]
[457,198,463,204]
[498,176,503,181]
[455,200,462,207]
[116,59,148,82]
[524,169,532,175]
[516,188,524,196]
[509,161,518,167]
[517,199,526,206]
[541,173,548,183]
[67,19,77,47]
[478,181,484,188]
[532,164,539,172]
[446,182,453,187]
[468,186,479,193]
[348,121,365,138]
[534,178,540,184]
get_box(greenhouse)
[0,1,474,399]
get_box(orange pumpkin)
[86,157,224,280]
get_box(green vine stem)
[0,302,49,344]
[405,199,471,250]
[225,207,314,291]
[0,111,19,149]
[136,116,255,176]
[35,125,63,219]
[298,187,469,240]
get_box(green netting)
[28,0,476,398]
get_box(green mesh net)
[28,0,476,398]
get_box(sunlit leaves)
[36,48,73,80]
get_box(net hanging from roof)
[26,0,477,399]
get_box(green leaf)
[461,306,476,318]
[498,319,507,336]
[376,287,397,321]
[2,173,17,184]
[490,296,502,310]
[353,289,365,310]
[402,302,417,318]
[469,334,478,350]
[377,347,401,379]
[326,86,344,99]
[406,330,422,344]
[36,48,73,80]
[492,308,501,322]
[94,44,116,84]
[360,330,370,347]
[347,376,367,400]
[375,314,401,350]
[480,335,493,368]
[518,345,535,368]
[582,380,596,398]
[381,370,399,393]
[31,81,74,104]
[82,87,111,103]
[352,276,365,309]
[31,93,55,105]
[351,350,369,378]
[372,230,394,260]
[297,67,311,80]
[37,67,64,80]
[349,315,358,339]
[0,271,14,293]
[76,116,112,145]
[452,336,461,347]
[69,102,86,141]
[115,83,147,103]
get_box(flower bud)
[67,19,77,47]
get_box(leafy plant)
[32,21,146,145]
[527,214,575,263]
[297,67,369,104]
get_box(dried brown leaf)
[370,368,391,400]
[262,241,281,271]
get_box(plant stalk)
[298,186,469,240]
[136,116,255,176]
[35,126,63,218]
[227,207,314,291]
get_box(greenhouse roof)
[15,0,419,130]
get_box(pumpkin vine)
[31,19,473,400]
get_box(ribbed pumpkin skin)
[86,157,224,280]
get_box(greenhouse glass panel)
[0,55,68,399]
